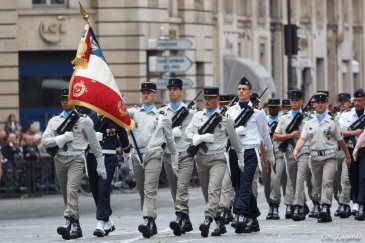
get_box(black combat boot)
[292,205,301,221]
[266,203,273,220]
[318,204,329,223]
[181,214,193,234]
[170,212,183,236]
[272,203,280,220]
[57,216,73,240]
[152,219,158,235]
[304,203,310,216]
[285,205,293,219]
[338,204,348,218]
[235,214,246,233]
[138,217,154,238]
[199,216,212,238]
[225,206,234,224]
[211,216,227,236]
[309,201,319,218]
[231,214,238,228]
[242,217,260,233]
[334,204,341,217]
[345,205,351,218]
[355,204,365,221]
[69,219,83,239]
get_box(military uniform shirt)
[128,106,176,154]
[338,107,365,146]
[275,110,310,146]
[301,114,343,151]
[42,111,103,158]
[185,109,243,153]
[160,102,195,153]
[227,102,273,150]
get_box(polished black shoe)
[338,204,348,218]
[304,203,310,215]
[70,219,83,239]
[242,217,260,233]
[355,204,365,221]
[309,201,319,218]
[138,217,154,238]
[181,214,193,234]
[319,204,329,223]
[299,207,306,220]
[334,204,341,217]
[231,214,238,228]
[224,206,234,224]
[345,205,351,218]
[199,216,212,238]
[211,216,227,236]
[57,217,73,240]
[272,203,280,220]
[292,205,301,221]
[170,212,183,236]
[235,214,246,233]
[152,219,158,235]
[285,205,293,219]
[266,204,273,220]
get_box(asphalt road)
[0,186,364,243]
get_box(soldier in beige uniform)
[128,82,178,238]
[293,92,350,223]
[42,88,106,240]
[217,94,235,224]
[185,86,243,238]
[159,79,195,236]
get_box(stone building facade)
[0,0,364,129]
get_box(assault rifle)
[278,97,313,152]
[171,89,203,128]
[186,95,237,158]
[46,108,83,157]
[234,87,267,128]
[269,121,278,137]
[345,112,365,146]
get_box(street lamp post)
[287,0,293,97]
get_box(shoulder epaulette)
[82,114,87,118]
[160,104,167,108]
[159,110,167,116]
[282,112,288,115]
[345,109,351,112]
[52,114,60,117]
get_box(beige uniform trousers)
[196,152,227,219]
[311,153,337,205]
[132,149,163,220]
[163,152,194,214]
[333,150,351,205]
[305,162,319,202]
[269,150,288,204]
[261,162,272,204]
[286,148,310,206]
[219,171,234,210]
[55,154,84,220]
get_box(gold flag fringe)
[71,57,88,69]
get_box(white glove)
[192,133,214,146]
[96,156,107,180]
[123,152,130,163]
[267,148,275,165]
[237,152,245,172]
[54,131,73,148]
[95,132,103,141]
[235,126,246,136]
[172,126,183,138]
[171,153,179,176]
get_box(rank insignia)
[218,123,222,129]
[73,124,78,132]
[106,129,110,136]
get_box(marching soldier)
[227,77,274,234]
[42,88,106,240]
[273,90,310,221]
[340,88,365,220]
[293,92,350,223]
[218,94,235,224]
[281,99,291,114]
[185,86,243,237]
[128,82,178,238]
[333,92,352,218]
[264,98,281,220]
[159,79,195,236]
[87,112,131,237]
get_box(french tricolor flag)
[68,24,134,130]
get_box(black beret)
[354,88,365,98]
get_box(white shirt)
[338,107,365,145]
[227,102,273,150]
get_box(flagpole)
[79,1,90,26]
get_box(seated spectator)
[5,114,19,135]
[23,135,39,161]
[25,124,35,137]
[34,133,49,158]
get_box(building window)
[195,0,204,10]
[237,0,251,16]
[33,0,67,7]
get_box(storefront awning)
[223,56,276,95]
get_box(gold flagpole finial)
[79,1,90,25]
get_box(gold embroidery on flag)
[118,101,128,116]
[73,81,88,97]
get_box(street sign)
[148,39,193,50]
[155,78,195,90]
[149,56,193,72]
